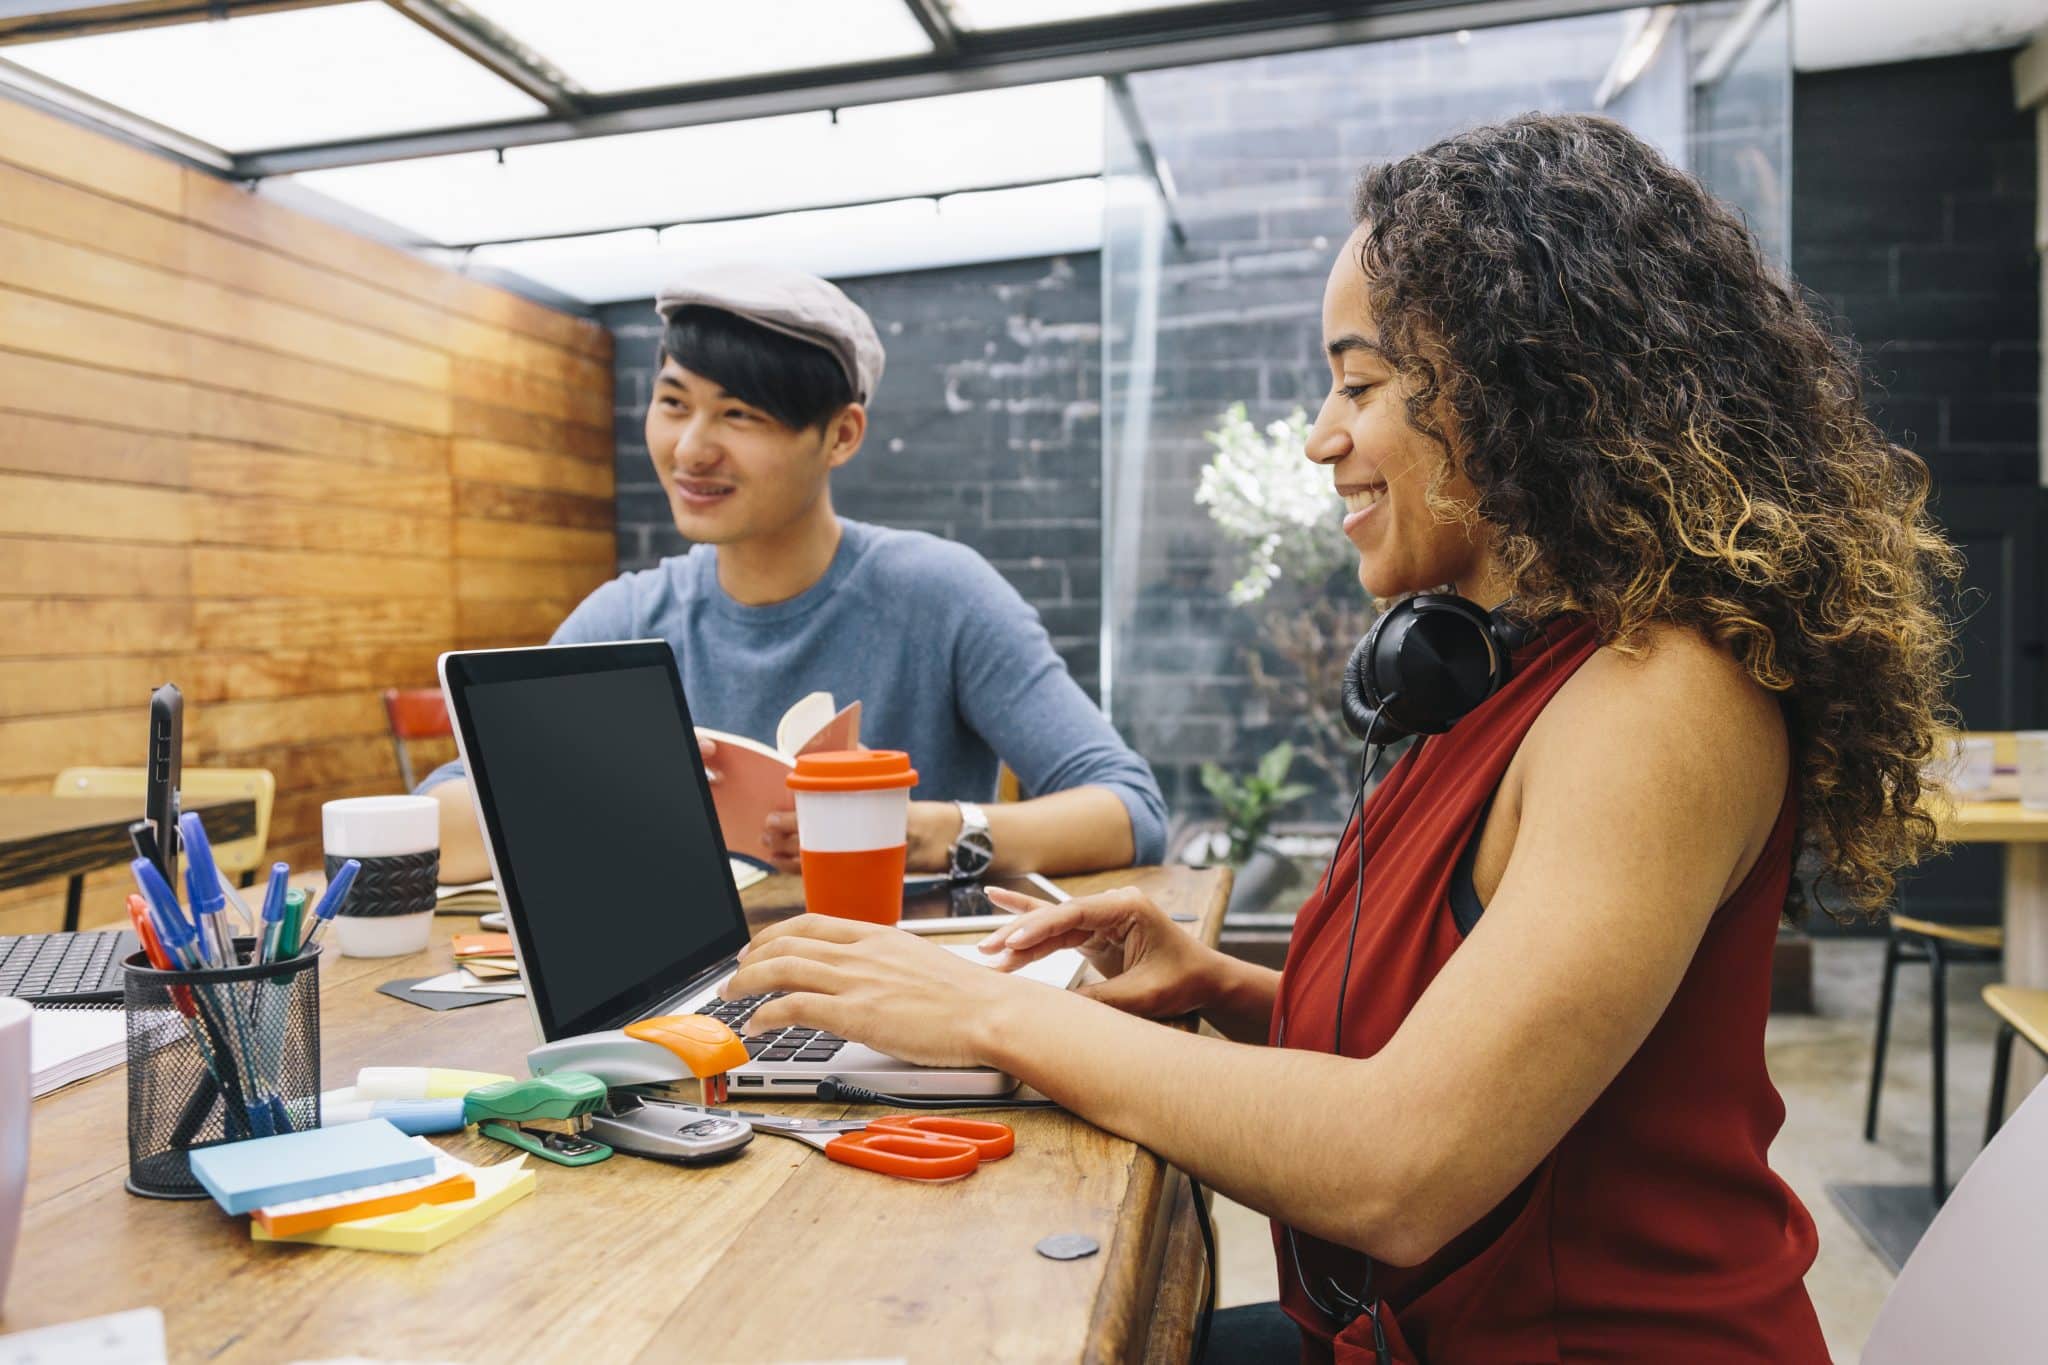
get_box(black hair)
[657,305,854,431]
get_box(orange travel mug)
[787,751,920,925]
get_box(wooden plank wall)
[0,94,616,933]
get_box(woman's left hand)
[727,915,1031,1069]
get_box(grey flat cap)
[655,263,885,405]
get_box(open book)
[702,691,861,874]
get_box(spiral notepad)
[29,1002,126,1098]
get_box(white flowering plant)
[1193,403,1355,605]
[1194,402,1375,794]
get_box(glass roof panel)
[2,2,545,153]
[465,0,933,93]
[288,79,1104,246]
[949,0,1200,29]
[465,180,1105,305]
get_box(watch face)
[952,829,995,879]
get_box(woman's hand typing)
[728,914,1037,1069]
[978,886,1232,1022]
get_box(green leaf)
[1256,742,1295,787]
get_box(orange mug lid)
[787,749,919,792]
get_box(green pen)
[281,888,308,958]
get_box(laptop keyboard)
[699,992,851,1065]
[0,931,132,1002]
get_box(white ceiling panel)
[464,0,933,93]
[950,0,1200,30]
[2,2,545,152]
[287,78,1105,246]
[1794,0,2043,71]
[466,179,1105,303]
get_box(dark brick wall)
[603,253,1104,699]
[1793,49,2040,487]
[1792,50,2042,926]
[1111,18,1623,817]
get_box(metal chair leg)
[1986,1023,2017,1146]
[1928,938,1949,1205]
[1865,930,1903,1141]
[62,873,83,933]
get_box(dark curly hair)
[1351,113,1962,917]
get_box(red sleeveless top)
[1271,617,1824,1363]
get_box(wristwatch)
[948,801,995,881]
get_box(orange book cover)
[252,1169,476,1237]
[701,693,861,868]
[452,933,513,958]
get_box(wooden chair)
[50,767,275,931]
[383,688,452,791]
[1862,1071,2048,1364]
[1865,913,2002,1204]
[1981,984,2048,1145]
[1862,730,2017,1204]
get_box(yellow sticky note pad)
[253,1156,533,1254]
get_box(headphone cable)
[1283,721,1394,1365]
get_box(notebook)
[189,1118,437,1215]
[252,1154,534,1253]
[29,1005,127,1098]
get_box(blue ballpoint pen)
[297,858,360,956]
[257,862,290,964]
[131,857,196,966]
[131,857,264,1134]
[179,812,235,966]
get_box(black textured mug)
[321,796,440,957]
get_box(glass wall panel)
[1100,7,1793,893]
[1690,0,1794,270]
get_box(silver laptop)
[438,640,1022,1099]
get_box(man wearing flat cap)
[423,263,1164,883]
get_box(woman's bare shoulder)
[1529,622,1788,806]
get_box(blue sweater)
[422,519,1166,864]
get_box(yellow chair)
[51,767,276,930]
[1982,984,2048,1144]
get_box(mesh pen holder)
[123,941,321,1199]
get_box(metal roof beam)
[235,0,1643,177]
[383,0,581,118]
[899,0,960,57]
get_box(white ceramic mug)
[0,997,30,1312]
[2017,732,2048,813]
[1932,736,1996,798]
[322,795,440,957]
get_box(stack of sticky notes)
[451,931,518,981]
[189,1120,536,1255]
[434,879,503,913]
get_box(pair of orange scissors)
[658,1104,1014,1182]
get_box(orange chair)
[383,689,452,792]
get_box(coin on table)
[1035,1233,1101,1261]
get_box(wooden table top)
[1937,799,2048,845]
[12,864,1229,1363]
[0,795,255,893]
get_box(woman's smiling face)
[1306,226,1501,604]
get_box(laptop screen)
[440,642,749,1040]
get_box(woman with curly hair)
[727,112,1960,1361]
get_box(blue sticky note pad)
[189,1119,436,1215]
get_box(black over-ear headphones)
[1340,592,1539,743]
[1293,590,1540,1360]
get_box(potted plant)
[1194,403,1375,796]
[1199,741,1312,916]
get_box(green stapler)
[464,1072,613,1167]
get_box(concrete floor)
[1206,938,2003,1363]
